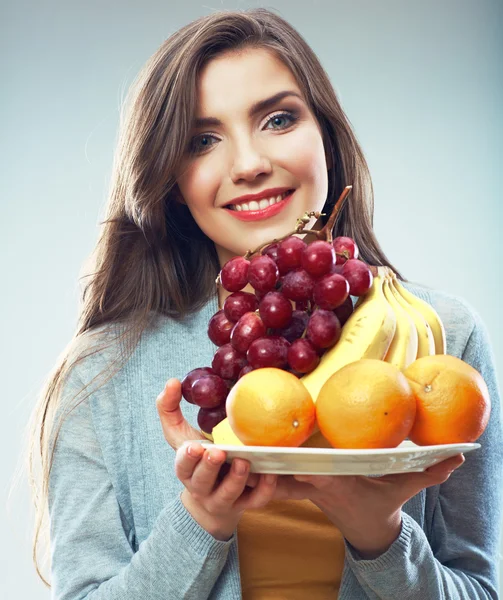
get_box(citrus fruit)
[403,354,490,445]
[315,358,416,449]
[226,367,316,446]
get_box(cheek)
[276,126,327,186]
[177,160,220,210]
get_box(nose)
[230,138,272,183]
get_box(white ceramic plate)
[193,440,480,476]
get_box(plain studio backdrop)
[2,0,502,597]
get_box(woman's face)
[176,48,330,267]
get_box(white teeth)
[230,190,291,212]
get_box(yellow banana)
[382,271,418,370]
[211,418,243,445]
[300,266,396,402]
[388,271,446,354]
[385,268,435,358]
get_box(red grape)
[330,263,345,275]
[307,310,342,349]
[333,236,359,264]
[281,269,316,301]
[258,291,293,328]
[277,236,307,273]
[230,312,267,354]
[287,338,320,374]
[198,405,227,434]
[238,364,254,379]
[341,259,373,296]
[191,374,228,408]
[223,291,258,323]
[334,295,354,326]
[220,256,250,292]
[223,378,234,392]
[270,310,309,343]
[262,243,279,263]
[181,367,214,403]
[254,288,268,302]
[301,240,336,278]
[248,255,279,292]
[312,273,350,310]
[212,343,247,380]
[246,336,290,369]
[208,310,234,346]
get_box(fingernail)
[207,451,223,465]
[233,460,248,476]
[187,444,200,457]
[265,474,276,485]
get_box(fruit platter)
[181,186,490,475]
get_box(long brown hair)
[25,7,404,586]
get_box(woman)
[30,8,501,599]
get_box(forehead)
[195,48,302,116]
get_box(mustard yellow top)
[238,499,345,599]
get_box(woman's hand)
[274,453,465,559]
[176,442,277,540]
[156,378,277,540]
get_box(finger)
[293,474,333,489]
[223,466,259,488]
[209,458,251,511]
[274,475,316,501]
[383,453,466,503]
[424,453,465,480]
[190,448,227,497]
[245,472,260,488]
[235,473,278,511]
[174,442,205,482]
[156,378,204,449]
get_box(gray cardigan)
[48,280,502,599]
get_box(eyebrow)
[193,90,304,129]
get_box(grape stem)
[243,184,352,259]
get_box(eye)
[188,134,220,155]
[187,110,299,156]
[264,110,299,131]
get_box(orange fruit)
[226,368,316,446]
[403,354,490,445]
[316,359,416,449]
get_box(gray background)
[2,0,502,597]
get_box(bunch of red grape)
[181,235,373,434]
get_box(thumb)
[156,378,204,449]
[389,453,466,503]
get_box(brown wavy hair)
[24,7,404,586]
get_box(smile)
[225,190,295,222]
[228,190,292,212]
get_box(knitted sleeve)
[48,360,234,600]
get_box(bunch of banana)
[301,266,446,403]
[385,267,446,357]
